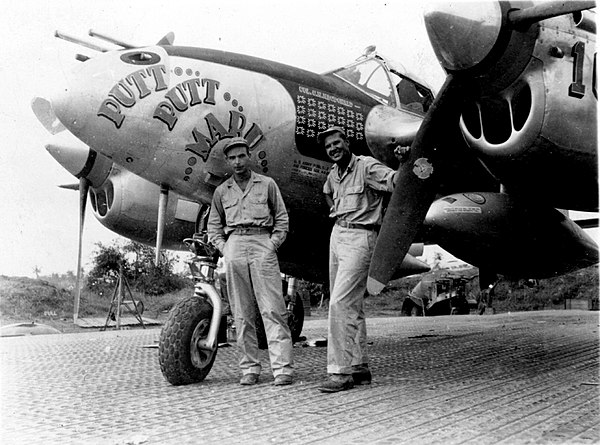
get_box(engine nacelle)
[424,2,598,211]
[46,133,200,251]
[424,192,598,278]
[90,167,200,251]
[458,13,598,211]
[364,105,421,168]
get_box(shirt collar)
[225,171,259,187]
[332,153,357,179]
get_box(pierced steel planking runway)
[1,311,598,445]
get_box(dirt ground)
[0,306,331,335]
[0,312,172,334]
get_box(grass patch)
[492,266,599,312]
[1,266,597,329]
[0,275,193,322]
[0,276,73,318]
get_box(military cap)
[223,137,249,154]
[317,126,347,145]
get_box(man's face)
[324,133,351,164]
[225,145,251,175]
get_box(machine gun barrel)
[88,29,136,49]
[54,31,110,52]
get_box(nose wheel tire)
[159,295,217,385]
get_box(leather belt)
[336,220,380,232]
[231,226,271,236]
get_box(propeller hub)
[364,105,422,168]
[45,132,91,177]
[424,2,503,72]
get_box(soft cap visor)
[223,137,249,154]
[317,126,346,145]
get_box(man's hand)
[206,241,222,260]
[394,145,410,162]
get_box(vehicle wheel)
[158,295,217,386]
[256,293,305,350]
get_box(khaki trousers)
[224,234,293,377]
[327,225,376,374]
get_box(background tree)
[86,240,189,297]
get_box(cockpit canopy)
[326,50,434,114]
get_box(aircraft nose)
[43,46,170,156]
[49,72,98,138]
[424,1,503,72]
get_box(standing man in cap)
[207,137,294,386]
[317,126,397,393]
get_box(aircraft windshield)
[336,59,395,106]
[333,56,433,114]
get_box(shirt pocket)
[339,184,364,212]
[223,197,239,222]
[248,192,270,219]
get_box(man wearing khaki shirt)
[208,137,293,386]
[318,126,397,393]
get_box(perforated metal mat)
[1,311,598,444]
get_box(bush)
[296,280,327,306]
[492,266,598,312]
[86,241,190,297]
[129,262,190,296]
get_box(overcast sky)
[0,1,596,278]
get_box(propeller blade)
[367,74,465,295]
[73,177,90,323]
[59,183,81,191]
[509,1,596,27]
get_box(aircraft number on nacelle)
[569,42,597,100]
[569,42,586,98]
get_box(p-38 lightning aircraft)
[33,1,597,383]
[34,26,442,311]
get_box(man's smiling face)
[324,133,351,164]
